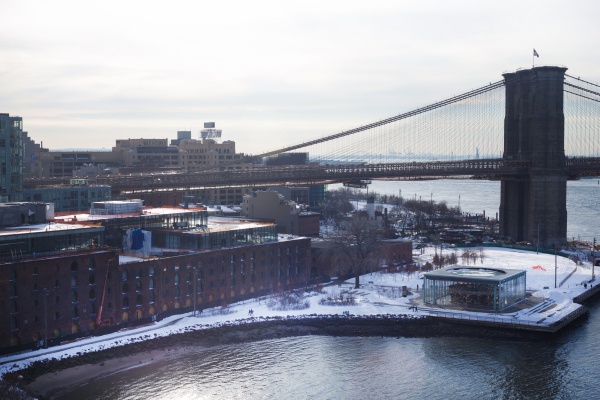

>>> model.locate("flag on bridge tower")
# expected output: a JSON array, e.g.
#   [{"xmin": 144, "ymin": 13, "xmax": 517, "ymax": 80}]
[
  {"xmin": 533, "ymin": 49, "xmax": 539, "ymax": 57},
  {"xmin": 532, "ymin": 49, "xmax": 540, "ymax": 68}
]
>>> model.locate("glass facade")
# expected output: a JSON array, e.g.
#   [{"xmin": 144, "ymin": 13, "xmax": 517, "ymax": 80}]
[
  {"xmin": 423, "ymin": 267, "xmax": 526, "ymax": 312},
  {"xmin": 100, "ymin": 210, "xmax": 208, "ymax": 248},
  {"xmin": 153, "ymin": 224, "xmax": 278, "ymax": 250},
  {"xmin": 0, "ymin": 226, "xmax": 104, "ymax": 260},
  {"xmin": 22, "ymin": 186, "xmax": 111, "ymax": 212},
  {"xmin": 0, "ymin": 114, "xmax": 23, "ymax": 202}
]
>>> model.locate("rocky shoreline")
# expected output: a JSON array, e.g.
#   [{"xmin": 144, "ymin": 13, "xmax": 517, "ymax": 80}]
[{"xmin": 5, "ymin": 314, "xmax": 569, "ymax": 399}]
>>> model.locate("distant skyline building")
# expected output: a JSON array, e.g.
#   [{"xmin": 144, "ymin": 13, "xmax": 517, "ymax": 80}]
[{"xmin": 0, "ymin": 113, "xmax": 23, "ymax": 201}]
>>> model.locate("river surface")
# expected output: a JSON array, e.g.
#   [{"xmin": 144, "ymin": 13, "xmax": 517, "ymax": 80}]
[
  {"xmin": 58, "ymin": 179, "xmax": 600, "ymax": 400},
  {"xmin": 355, "ymin": 178, "xmax": 599, "ymax": 242}
]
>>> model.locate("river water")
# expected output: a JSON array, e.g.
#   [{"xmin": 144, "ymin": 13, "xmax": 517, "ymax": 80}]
[
  {"xmin": 358, "ymin": 179, "xmax": 599, "ymax": 242},
  {"xmin": 58, "ymin": 179, "xmax": 600, "ymax": 400}
]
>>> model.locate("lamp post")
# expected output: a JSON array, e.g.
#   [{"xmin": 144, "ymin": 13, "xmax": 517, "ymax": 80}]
[
  {"xmin": 193, "ymin": 267, "xmax": 197, "ymax": 317},
  {"xmin": 306, "ymin": 249, "xmax": 310, "ymax": 289},
  {"xmin": 554, "ymin": 245, "xmax": 558, "ymax": 289},
  {"xmin": 43, "ymin": 288, "xmax": 49, "ymax": 348},
  {"xmin": 537, "ymin": 224, "xmax": 540, "ymax": 255},
  {"xmin": 593, "ymin": 238, "xmax": 596, "ymax": 281}
]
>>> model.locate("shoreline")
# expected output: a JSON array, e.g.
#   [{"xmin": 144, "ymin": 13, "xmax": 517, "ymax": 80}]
[
  {"xmin": 13, "ymin": 315, "xmax": 577, "ymax": 399},
  {"xmin": 24, "ymin": 347, "xmax": 188, "ymax": 399}
]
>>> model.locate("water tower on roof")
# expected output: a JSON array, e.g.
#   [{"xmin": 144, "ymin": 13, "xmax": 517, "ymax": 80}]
[{"xmin": 200, "ymin": 122, "xmax": 222, "ymax": 141}]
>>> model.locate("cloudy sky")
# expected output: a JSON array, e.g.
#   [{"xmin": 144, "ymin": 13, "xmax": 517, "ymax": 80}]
[{"xmin": 1, "ymin": 0, "xmax": 598, "ymax": 154}]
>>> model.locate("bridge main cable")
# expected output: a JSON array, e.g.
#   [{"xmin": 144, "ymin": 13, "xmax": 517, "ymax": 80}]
[{"xmin": 251, "ymin": 79, "xmax": 506, "ymax": 160}]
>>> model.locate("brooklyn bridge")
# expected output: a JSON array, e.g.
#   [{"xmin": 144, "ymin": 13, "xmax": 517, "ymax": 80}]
[{"xmin": 33, "ymin": 66, "xmax": 600, "ymax": 246}]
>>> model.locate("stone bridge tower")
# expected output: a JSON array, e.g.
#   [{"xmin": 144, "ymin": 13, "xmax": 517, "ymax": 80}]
[{"xmin": 500, "ymin": 66, "xmax": 568, "ymax": 246}]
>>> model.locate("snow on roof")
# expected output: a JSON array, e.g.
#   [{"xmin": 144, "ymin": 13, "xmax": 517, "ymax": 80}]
[{"xmin": 0, "ymin": 222, "xmax": 102, "ymax": 237}]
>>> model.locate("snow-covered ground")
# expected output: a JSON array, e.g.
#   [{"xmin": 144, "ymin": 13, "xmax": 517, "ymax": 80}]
[{"xmin": 0, "ymin": 246, "xmax": 596, "ymax": 377}]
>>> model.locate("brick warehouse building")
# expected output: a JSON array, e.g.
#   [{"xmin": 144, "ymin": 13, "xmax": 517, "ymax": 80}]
[
  {"xmin": 0, "ymin": 232, "xmax": 310, "ymax": 353},
  {"xmin": 0, "ymin": 202, "xmax": 311, "ymax": 353}
]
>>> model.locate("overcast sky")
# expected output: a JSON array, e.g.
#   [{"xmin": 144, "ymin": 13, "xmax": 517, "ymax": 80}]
[{"xmin": 1, "ymin": 0, "xmax": 598, "ymax": 154}]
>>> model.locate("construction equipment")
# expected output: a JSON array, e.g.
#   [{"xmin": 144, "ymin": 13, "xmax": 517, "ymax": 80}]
[{"xmin": 96, "ymin": 258, "xmax": 114, "ymax": 327}]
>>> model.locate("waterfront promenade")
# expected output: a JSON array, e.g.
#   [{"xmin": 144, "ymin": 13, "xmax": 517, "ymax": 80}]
[{"xmin": 2, "ymin": 247, "xmax": 596, "ymax": 370}]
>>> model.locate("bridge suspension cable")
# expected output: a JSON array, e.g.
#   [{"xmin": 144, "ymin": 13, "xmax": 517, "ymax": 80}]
[
  {"xmin": 213, "ymin": 72, "xmax": 599, "ymax": 168},
  {"xmin": 564, "ymin": 74, "xmax": 600, "ymax": 157},
  {"xmin": 309, "ymin": 80, "xmax": 506, "ymax": 165},
  {"xmin": 253, "ymin": 80, "xmax": 506, "ymax": 161}
]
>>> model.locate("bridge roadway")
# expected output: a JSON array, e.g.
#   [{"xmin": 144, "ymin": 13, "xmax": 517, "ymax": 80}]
[
  {"xmin": 67, "ymin": 157, "xmax": 596, "ymax": 194},
  {"xmin": 23, "ymin": 157, "xmax": 600, "ymax": 194}
]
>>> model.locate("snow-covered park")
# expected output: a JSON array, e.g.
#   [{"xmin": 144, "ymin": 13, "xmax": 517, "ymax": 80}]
[{"xmin": 0, "ymin": 245, "xmax": 596, "ymax": 377}]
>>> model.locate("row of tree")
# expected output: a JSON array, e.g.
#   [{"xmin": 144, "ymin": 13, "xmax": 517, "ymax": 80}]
[{"xmin": 318, "ymin": 188, "xmax": 490, "ymax": 288}]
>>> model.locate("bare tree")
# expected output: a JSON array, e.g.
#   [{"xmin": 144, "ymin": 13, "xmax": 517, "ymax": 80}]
[
  {"xmin": 328, "ymin": 216, "xmax": 382, "ymax": 289},
  {"xmin": 320, "ymin": 188, "xmax": 354, "ymax": 225}
]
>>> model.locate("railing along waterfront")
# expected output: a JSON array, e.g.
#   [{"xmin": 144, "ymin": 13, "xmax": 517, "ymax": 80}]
[{"xmin": 427, "ymin": 305, "xmax": 588, "ymax": 332}]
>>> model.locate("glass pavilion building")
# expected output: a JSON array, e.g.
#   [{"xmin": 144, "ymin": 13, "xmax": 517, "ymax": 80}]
[{"xmin": 423, "ymin": 267, "xmax": 527, "ymax": 312}]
